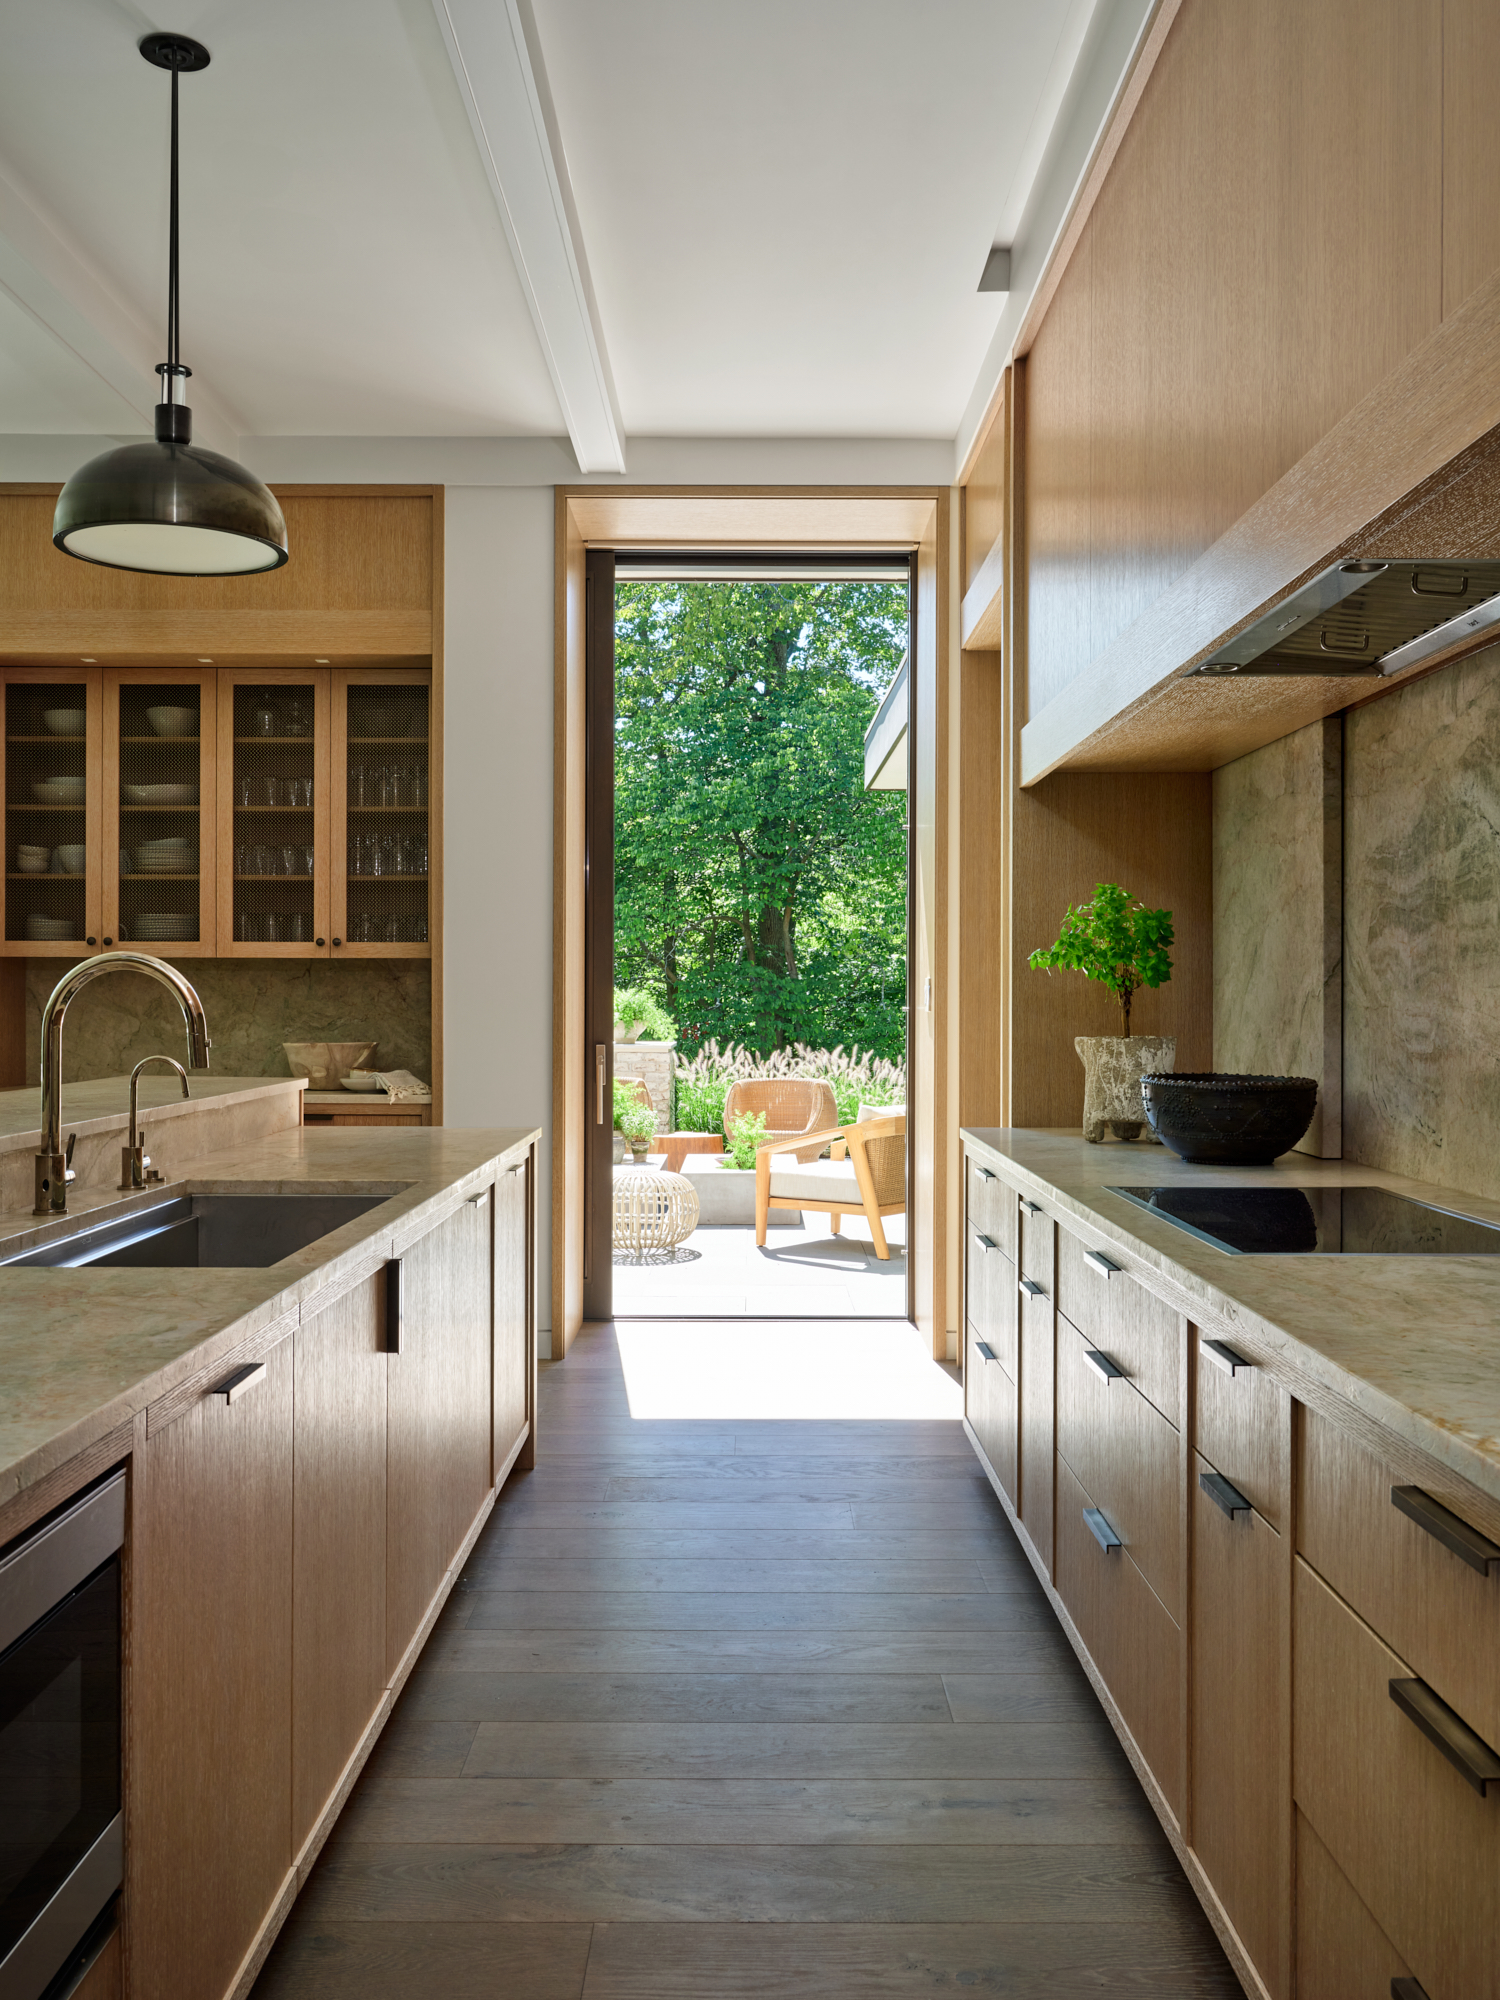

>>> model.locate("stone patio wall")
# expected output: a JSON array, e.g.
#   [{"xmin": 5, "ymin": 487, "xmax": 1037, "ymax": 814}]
[{"xmin": 614, "ymin": 1039, "xmax": 676, "ymax": 1131}]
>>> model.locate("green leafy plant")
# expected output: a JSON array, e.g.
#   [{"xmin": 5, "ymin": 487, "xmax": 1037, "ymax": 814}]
[
  {"xmin": 618, "ymin": 1101, "xmax": 657, "ymax": 1149},
  {"xmin": 612, "ymin": 1077, "xmax": 643, "ymax": 1130},
  {"xmin": 1027, "ymin": 882, "xmax": 1174, "ymax": 1036},
  {"xmin": 613, "ymin": 986, "xmax": 676, "ymax": 1042},
  {"xmin": 725, "ymin": 1109, "xmax": 769, "ymax": 1170}
]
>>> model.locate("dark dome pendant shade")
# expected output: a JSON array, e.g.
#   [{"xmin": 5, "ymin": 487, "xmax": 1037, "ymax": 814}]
[{"xmin": 53, "ymin": 32, "xmax": 287, "ymax": 576}]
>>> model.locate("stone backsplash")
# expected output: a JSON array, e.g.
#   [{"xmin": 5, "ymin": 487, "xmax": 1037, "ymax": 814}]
[{"xmin": 25, "ymin": 957, "xmax": 432, "ymax": 1089}]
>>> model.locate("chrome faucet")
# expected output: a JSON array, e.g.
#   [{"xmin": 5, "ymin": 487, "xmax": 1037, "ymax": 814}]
[
  {"xmin": 119, "ymin": 1055, "xmax": 190, "ymax": 1191},
  {"xmin": 36, "ymin": 952, "xmax": 211, "ymax": 1215}
]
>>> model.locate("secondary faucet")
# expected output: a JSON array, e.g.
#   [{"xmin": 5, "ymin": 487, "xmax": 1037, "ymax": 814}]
[
  {"xmin": 119, "ymin": 1055, "xmax": 190, "ymax": 1191},
  {"xmin": 36, "ymin": 952, "xmax": 211, "ymax": 1216}
]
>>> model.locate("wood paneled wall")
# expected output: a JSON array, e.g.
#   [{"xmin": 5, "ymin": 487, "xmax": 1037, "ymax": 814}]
[{"xmin": 1024, "ymin": 0, "xmax": 1468, "ymax": 722}]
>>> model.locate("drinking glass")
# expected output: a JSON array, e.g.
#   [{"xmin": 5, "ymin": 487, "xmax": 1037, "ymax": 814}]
[
  {"xmin": 282, "ymin": 845, "xmax": 300, "ymax": 876},
  {"xmin": 304, "ymin": 843, "xmax": 316, "ymax": 875},
  {"xmin": 260, "ymin": 775, "xmax": 278, "ymax": 806},
  {"xmin": 288, "ymin": 912, "xmax": 309, "ymax": 942},
  {"xmin": 263, "ymin": 913, "xmax": 280, "ymax": 943},
  {"xmin": 239, "ymin": 912, "xmax": 258, "ymax": 942},
  {"xmin": 238, "ymin": 774, "xmax": 255, "ymax": 806},
  {"xmin": 253, "ymin": 702, "xmax": 279, "ymax": 736},
  {"xmin": 366, "ymin": 833, "xmax": 384, "ymax": 877}
]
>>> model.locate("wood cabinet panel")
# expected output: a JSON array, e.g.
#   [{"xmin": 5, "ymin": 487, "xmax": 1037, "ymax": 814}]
[
  {"xmin": 1298, "ymin": 1405, "xmax": 1500, "ymax": 1747},
  {"xmin": 102, "ymin": 666, "xmax": 217, "ymax": 957},
  {"xmin": 1056, "ymin": 1311, "xmax": 1181, "ymax": 1622},
  {"xmin": 129, "ymin": 1336, "xmax": 294, "ymax": 2000},
  {"xmin": 1442, "ymin": 0, "xmax": 1500, "ymax": 318},
  {"xmin": 965, "ymin": 1317, "xmax": 1016, "ymax": 1504},
  {"xmin": 1190, "ymin": 1454, "xmax": 1286, "ymax": 1998},
  {"xmin": 1017, "ymin": 1199, "xmax": 1053, "ymax": 1289},
  {"xmin": 386, "ymin": 1194, "xmax": 492, "ymax": 1675},
  {"xmin": 1193, "ymin": 1327, "xmax": 1288, "ymax": 1531},
  {"xmin": 493, "ymin": 1164, "xmax": 530, "ymax": 1478},
  {"xmin": 1018, "ymin": 1285, "xmax": 1055, "ymax": 1575},
  {"xmin": 966, "ymin": 1234, "xmax": 1017, "ymax": 1380},
  {"xmin": 292, "ymin": 1272, "xmax": 386, "ymax": 1851},
  {"xmin": 0, "ymin": 666, "xmax": 103, "ymax": 958},
  {"xmin": 73, "ymin": 1923, "xmax": 121, "ymax": 2000},
  {"xmin": 1055, "ymin": 1452, "xmax": 1182, "ymax": 1816},
  {"xmin": 1293, "ymin": 1557, "xmax": 1499, "ymax": 1998},
  {"xmin": 965, "ymin": 1156, "xmax": 1014, "ymax": 1259},
  {"xmin": 1055, "ymin": 1225, "xmax": 1182, "ymax": 1425},
  {"xmin": 1295, "ymin": 1811, "xmax": 1414, "ymax": 2000}
]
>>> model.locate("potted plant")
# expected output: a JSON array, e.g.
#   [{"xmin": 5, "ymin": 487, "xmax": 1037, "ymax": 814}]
[
  {"xmin": 722, "ymin": 1109, "xmax": 769, "ymax": 1170},
  {"xmin": 618, "ymin": 1100, "xmax": 657, "ymax": 1163},
  {"xmin": 1028, "ymin": 882, "xmax": 1176, "ymax": 1143}
]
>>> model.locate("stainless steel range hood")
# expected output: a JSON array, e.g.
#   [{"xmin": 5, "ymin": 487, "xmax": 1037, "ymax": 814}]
[{"xmin": 1187, "ymin": 559, "xmax": 1500, "ymax": 679}]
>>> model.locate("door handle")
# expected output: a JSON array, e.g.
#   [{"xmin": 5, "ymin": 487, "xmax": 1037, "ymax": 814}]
[
  {"xmin": 595, "ymin": 1043, "xmax": 607, "ymax": 1125},
  {"xmin": 385, "ymin": 1257, "xmax": 403, "ymax": 1354},
  {"xmin": 1200, "ymin": 1470, "xmax": 1252, "ymax": 1521},
  {"xmin": 1391, "ymin": 1486, "xmax": 1500, "ymax": 1576},
  {"xmin": 1020, "ymin": 1197, "xmax": 1042, "ymax": 1215},
  {"xmin": 975, "ymin": 1165, "xmax": 995, "ymax": 1183},
  {"xmin": 467, "ymin": 1189, "xmax": 490, "ymax": 1210},
  {"xmin": 1018, "ymin": 1275, "xmax": 1045, "ymax": 1299},
  {"xmin": 975, "ymin": 1340, "xmax": 997, "ymax": 1364},
  {"xmin": 1388, "ymin": 1677, "xmax": 1500, "ymax": 1796},
  {"xmin": 973, "ymin": 1232, "xmax": 996, "ymax": 1254},
  {"xmin": 1083, "ymin": 1248, "xmax": 1120, "ymax": 1279}
]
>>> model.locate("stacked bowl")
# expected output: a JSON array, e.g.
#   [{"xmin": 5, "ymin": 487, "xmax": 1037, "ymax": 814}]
[
  {"xmin": 15, "ymin": 844, "xmax": 49, "ymax": 874},
  {"xmin": 51, "ymin": 845, "xmax": 85, "ymax": 875}
]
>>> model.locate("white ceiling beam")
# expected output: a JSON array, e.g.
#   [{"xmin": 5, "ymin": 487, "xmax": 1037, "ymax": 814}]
[
  {"xmin": 0, "ymin": 155, "xmax": 241, "ymax": 455},
  {"xmin": 430, "ymin": 0, "xmax": 626, "ymax": 475}
]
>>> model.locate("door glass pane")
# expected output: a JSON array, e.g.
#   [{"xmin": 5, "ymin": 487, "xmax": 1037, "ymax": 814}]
[
  {"xmin": 233, "ymin": 685, "xmax": 316, "ymax": 945},
  {"xmin": 345, "ymin": 685, "xmax": 429, "ymax": 945},
  {"xmin": 5, "ymin": 683, "xmax": 88, "ymax": 944},
  {"xmin": 118, "ymin": 683, "xmax": 202, "ymax": 947}
]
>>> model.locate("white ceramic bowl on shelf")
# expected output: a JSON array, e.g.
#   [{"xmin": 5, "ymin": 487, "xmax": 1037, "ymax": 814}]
[
  {"xmin": 15, "ymin": 846, "xmax": 49, "ymax": 873},
  {"xmin": 26, "ymin": 915, "xmax": 78, "ymax": 941},
  {"xmin": 42, "ymin": 711, "xmax": 86, "ymax": 736},
  {"xmin": 32, "ymin": 778, "xmax": 86, "ymax": 804},
  {"xmin": 51, "ymin": 845, "xmax": 86, "ymax": 874},
  {"xmin": 282, "ymin": 1041, "xmax": 377, "ymax": 1090},
  {"xmin": 145, "ymin": 707, "xmax": 196, "ymax": 738},
  {"xmin": 341, "ymin": 1071, "xmax": 385, "ymax": 1092},
  {"xmin": 123, "ymin": 784, "xmax": 198, "ymax": 806}
]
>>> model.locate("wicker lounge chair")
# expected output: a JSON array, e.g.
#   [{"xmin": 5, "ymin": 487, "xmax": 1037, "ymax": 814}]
[
  {"xmin": 754, "ymin": 1107, "xmax": 906, "ymax": 1259},
  {"xmin": 722, "ymin": 1078, "xmax": 838, "ymax": 1164}
]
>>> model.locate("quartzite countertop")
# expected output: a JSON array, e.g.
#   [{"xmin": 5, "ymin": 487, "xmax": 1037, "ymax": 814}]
[
  {"xmin": 0, "ymin": 1121, "xmax": 539, "ymax": 1515},
  {"xmin": 963, "ymin": 1127, "xmax": 1500, "ymax": 1510}
]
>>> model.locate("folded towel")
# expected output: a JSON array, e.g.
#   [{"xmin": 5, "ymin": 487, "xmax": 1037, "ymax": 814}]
[{"xmin": 378, "ymin": 1067, "xmax": 431, "ymax": 1102}]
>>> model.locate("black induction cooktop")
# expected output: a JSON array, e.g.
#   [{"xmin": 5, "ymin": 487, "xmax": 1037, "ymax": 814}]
[{"xmin": 1108, "ymin": 1184, "xmax": 1500, "ymax": 1256}]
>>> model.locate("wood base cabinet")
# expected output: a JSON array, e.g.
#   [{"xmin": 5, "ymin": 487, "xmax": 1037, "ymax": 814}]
[{"xmin": 1294, "ymin": 1812, "xmax": 1414, "ymax": 1998}]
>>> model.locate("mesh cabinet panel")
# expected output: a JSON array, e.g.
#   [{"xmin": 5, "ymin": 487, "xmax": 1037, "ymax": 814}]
[
  {"xmin": 345, "ymin": 685, "xmax": 429, "ymax": 945},
  {"xmin": 118, "ymin": 684, "xmax": 202, "ymax": 947},
  {"xmin": 233, "ymin": 685, "xmax": 318, "ymax": 944},
  {"xmin": 5, "ymin": 682, "xmax": 89, "ymax": 944}
]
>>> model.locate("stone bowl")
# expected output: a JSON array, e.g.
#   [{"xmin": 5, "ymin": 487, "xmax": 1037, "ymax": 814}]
[
  {"xmin": 283, "ymin": 1040, "xmax": 377, "ymax": 1091},
  {"xmin": 1140, "ymin": 1072, "xmax": 1318, "ymax": 1165}
]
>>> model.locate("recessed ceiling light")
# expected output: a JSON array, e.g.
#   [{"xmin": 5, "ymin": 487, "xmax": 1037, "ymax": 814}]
[
  {"xmin": 81, "ymin": 657, "xmax": 96, "ymax": 663},
  {"xmin": 197, "ymin": 657, "xmax": 213, "ymax": 663},
  {"xmin": 314, "ymin": 657, "xmax": 329, "ymax": 664}
]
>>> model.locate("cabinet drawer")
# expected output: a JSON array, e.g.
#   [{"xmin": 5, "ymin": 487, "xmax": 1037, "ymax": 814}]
[
  {"xmin": 1056, "ymin": 1312, "xmax": 1181, "ymax": 1622},
  {"xmin": 1018, "ymin": 1286, "xmax": 1055, "ymax": 1575},
  {"xmin": 1294, "ymin": 1558, "xmax": 1499, "ymax": 1999},
  {"xmin": 1295, "ymin": 1811, "xmax": 1414, "ymax": 2000},
  {"xmin": 966, "ymin": 1231, "xmax": 1017, "ymax": 1376},
  {"xmin": 1190, "ymin": 1453, "xmax": 1285, "ymax": 1998},
  {"xmin": 1299, "ymin": 1406, "xmax": 1500, "ymax": 1748},
  {"xmin": 1194, "ymin": 1327, "xmax": 1288, "ymax": 1531},
  {"xmin": 1017, "ymin": 1195, "xmax": 1054, "ymax": 1289},
  {"xmin": 966, "ymin": 1319, "xmax": 1017, "ymax": 1504},
  {"xmin": 1055, "ymin": 1453, "xmax": 1182, "ymax": 1815},
  {"xmin": 1056, "ymin": 1227, "xmax": 1181, "ymax": 1425},
  {"xmin": 966, "ymin": 1155, "xmax": 1013, "ymax": 1258}
]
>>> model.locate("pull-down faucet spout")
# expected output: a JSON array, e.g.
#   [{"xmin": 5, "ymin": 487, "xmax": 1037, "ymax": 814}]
[{"xmin": 35, "ymin": 952, "xmax": 211, "ymax": 1215}]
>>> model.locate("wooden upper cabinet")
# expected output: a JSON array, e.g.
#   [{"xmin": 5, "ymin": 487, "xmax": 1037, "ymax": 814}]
[
  {"xmin": 216, "ymin": 667, "xmax": 331, "ymax": 957},
  {"xmin": 330, "ymin": 668, "xmax": 433, "ymax": 958},
  {"xmin": 0, "ymin": 667, "xmax": 103, "ymax": 956},
  {"xmin": 103, "ymin": 667, "xmax": 216, "ymax": 956}
]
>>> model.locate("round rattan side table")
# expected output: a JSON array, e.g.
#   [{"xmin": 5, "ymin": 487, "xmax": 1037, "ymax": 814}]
[{"xmin": 611, "ymin": 1165, "xmax": 700, "ymax": 1255}]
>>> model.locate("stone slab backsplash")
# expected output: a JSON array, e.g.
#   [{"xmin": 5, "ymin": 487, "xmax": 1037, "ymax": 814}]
[{"xmin": 25, "ymin": 958, "xmax": 431, "ymax": 1088}]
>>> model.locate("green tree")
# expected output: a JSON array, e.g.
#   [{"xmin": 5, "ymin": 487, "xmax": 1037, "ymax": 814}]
[{"xmin": 614, "ymin": 579, "xmax": 907, "ymax": 1058}]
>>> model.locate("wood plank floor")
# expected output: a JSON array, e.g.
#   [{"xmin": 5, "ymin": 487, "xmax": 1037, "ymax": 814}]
[{"xmin": 252, "ymin": 1322, "xmax": 1239, "ymax": 1998}]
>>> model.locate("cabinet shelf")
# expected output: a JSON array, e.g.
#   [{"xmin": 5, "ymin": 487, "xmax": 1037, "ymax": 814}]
[
  {"xmin": 8, "ymin": 872, "xmax": 83, "ymax": 881},
  {"xmin": 233, "ymin": 806, "xmax": 314, "ymax": 814},
  {"xmin": 346, "ymin": 805, "xmax": 427, "ymax": 815},
  {"xmin": 121, "ymin": 735, "xmax": 199, "ymax": 745},
  {"xmin": 232, "ymin": 736, "xmax": 316, "ymax": 746},
  {"xmin": 8, "ymin": 804, "xmax": 84, "ymax": 813},
  {"xmin": 7, "ymin": 735, "xmax": 85, "ymax": 744},
  {"xmin": 348, "ymin": 874, "xmax": 428, "ymax": 884},
  {"xmin": 121, "ymin": 873, "xmax": 198, "ymax": 882},
  {"xmin": 348, "ymin": 736, "xmax": 429, "ymax": 745},
  {"xmin": 236, "ymin": 874, "xmax": 313, "ymax": 883}
]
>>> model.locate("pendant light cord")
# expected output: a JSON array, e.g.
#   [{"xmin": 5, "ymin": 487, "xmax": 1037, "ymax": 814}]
[{"xmin": 167, "ymin": 61, "xmax": 179, "ymax": 376}]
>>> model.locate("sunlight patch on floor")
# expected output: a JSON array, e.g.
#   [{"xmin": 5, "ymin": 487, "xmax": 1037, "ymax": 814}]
[{"xmin": 614, "ymin": 1318, "xmax": 963, "ymax": 1421}]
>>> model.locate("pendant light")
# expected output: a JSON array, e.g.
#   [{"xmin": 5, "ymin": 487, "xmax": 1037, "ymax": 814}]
[{"xmin": 53, "ymin": 33, "xmax": 287, "ymax": 576}]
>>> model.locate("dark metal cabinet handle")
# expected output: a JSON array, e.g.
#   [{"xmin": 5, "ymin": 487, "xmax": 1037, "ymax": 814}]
[
  {"xmin": 1391, "ymin": 1486, "xmax": 1500, "ymax": 1576},
  {"xmin": 1018, "ymin": 1274, "xmax": 1045, "ymax": 1299},
  {"xmin": 1020, "ymin": 1197, "xmax": 1042, "ymax": 1215},
  {"xmin": 1084, "ymin": 1507, "xmax": 1121, "ymax": 1552},
  {"xmin": 1388, "ymin": 1677, "xmax": 1500, "ymax": 1796},
  {"xmin": 102, "ymin": 936, "xmax": 112, "ymax": 948},
  {"xmin": 385, "ymin": 1257, "xmax": 403, "ymax": 1354},
  {"xmin": 1083, "ymin": 1248, "xmax": 1120, "ymax": 1279},
  {"xmin": 973, "ymin": 1231, "xmax": 997, "ymax": 1254},
  {"xmin": 1392, "ymin": 1977, "xmax": 1432, "ymax": 1999},
  {"xmin": 1083, "ymin": 1348, "xmax": 1123, "ymax": 1383},
  {"xmin": 467, "ymin": 1189, "xmax": 490, "ymax": 1209},
  {"xmin": 975, "ymin": 1340, "xmax": 997, "ymax": 1364},
  {"xmin": 86, "ymin": 936, "xmax": 96, "ymax": 948},
  {"xmin": 975, "ymin": 1165, "xmax": 995, "ymax": 1183},
  {"xmin": 1200, "ymin": 1470, "xmax": 1252, "ymax": 1521},
  {"xmin": 1203, "ymin": 1338, "xmax": 1252, "ymax": 1376},
  {"xmin": 214, "ymin": 1360, "xmax": 266, "ymax": 1403},
  {"xmin": 315, "ymin": 937, "xmax": 325, "ymax": 947}
]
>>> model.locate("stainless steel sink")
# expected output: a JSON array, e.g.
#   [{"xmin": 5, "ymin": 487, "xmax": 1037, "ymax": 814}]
[{"xmin": 1, "ymin": 1193, "xmax": 393, "ymax": 1269}]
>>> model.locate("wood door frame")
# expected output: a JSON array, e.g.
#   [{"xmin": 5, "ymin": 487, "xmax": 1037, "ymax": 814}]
[
  {"xmin": 581, "ymin": 549, "xmax": 615, "ymax": 1322},
  {"xmin": 552, "ymin": 487, "xmax": 953, "ymax": 1358}
]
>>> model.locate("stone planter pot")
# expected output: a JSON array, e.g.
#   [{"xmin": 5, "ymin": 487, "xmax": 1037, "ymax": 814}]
[{"xmin": 1075, "ymin": 1035, "xmax": 1177, "ymax": 1143}]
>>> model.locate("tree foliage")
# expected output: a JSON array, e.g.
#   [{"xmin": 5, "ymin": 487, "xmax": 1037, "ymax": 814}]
[
  {"xmin": 1027, "ymin": 882, "xmax": 1174, "ymax": 1036},
  {"xmin": 613, "ymin": 579, "xmax": 908, "ymax": 1059}
]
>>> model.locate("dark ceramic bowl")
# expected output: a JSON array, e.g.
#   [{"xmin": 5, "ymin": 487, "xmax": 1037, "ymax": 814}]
[{"xmin": 1139, "ymin": 1072, "xmax": 1318, "ymax": 1165}]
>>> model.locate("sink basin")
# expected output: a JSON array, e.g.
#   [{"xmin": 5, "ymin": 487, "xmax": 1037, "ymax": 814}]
[{"xmin": 2, "ymin": 1193, "xmax": 393, "ymax": 1270}]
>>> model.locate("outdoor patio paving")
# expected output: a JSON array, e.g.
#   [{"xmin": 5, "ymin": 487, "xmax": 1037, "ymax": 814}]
[{"xmin": 612, "ymin": 1213, "xmax": 908, "ymax": 1318}]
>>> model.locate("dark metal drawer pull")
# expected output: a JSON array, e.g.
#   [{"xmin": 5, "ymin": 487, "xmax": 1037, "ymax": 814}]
[
  {"xmin": 1083, "ymin": 1248, "xmax": 1120, "ymax": 1279},
  {"xmin": 1083, "ymin": 1348, "xmax": 1123, "ymax": 1383},
  {"xmin": 1018, "ymin": 1275, "xmax": 1045, "ymax": 1299},
  {"xmin": 1388, "ymin": 1677, "xmax": 1500, "ymax": 1796},
  {"xmin": 1391, "ymin": 1486, "xmax": 1500, "ymax": 1576},
  {"xmin": 975, "ymin": 1340, "xmax": 997, "ymax": 1364},
  {"xmin": 1203, "ymin": 1338, "xmax": 1252, "ymax": 1376},
  {"xmin": 1084, "ymin": 1507, "xmax": 1121, "ymax": 1553},
  {"xmin": 214, "ymin": 1361, "xmax": 266, "ymax": 1404},
  {"xmin": 973, "ymin": 1231, "xmax": 997, "ymax": 1254},
  {"xmin": 385, "ymin": 1256, "xmax": 403, "ymax": 1354},
  {"xmin": 975, "ymin": 1166, "xmax": 996, "ymax": 1183},
  {"xmin": 1200, "ymin": 1471, "xmax": 1252, "ymax": 1521},
  {"xmin": 1020, "ymin": 1197, "xmax": 1042, "ymax": 1215},
  {"xmin": 1391, "ymin": 1978, "xmax": 1431, "ymax": 2000}
]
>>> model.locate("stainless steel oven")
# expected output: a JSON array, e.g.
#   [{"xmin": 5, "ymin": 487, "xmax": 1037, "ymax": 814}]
[{"xmin": 0, "ymin": 1471, "xmax": 124, "ymax": 2000}]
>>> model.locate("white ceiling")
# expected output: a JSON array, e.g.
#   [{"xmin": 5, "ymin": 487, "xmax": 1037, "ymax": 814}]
[{"xmin": 0, "ymin": 0, "xmax": 1096, "ymax": 451}]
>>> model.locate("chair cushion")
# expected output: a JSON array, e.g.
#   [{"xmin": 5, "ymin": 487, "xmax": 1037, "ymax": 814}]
[
  {"xmin": 857, "ymin": 1101, "xmax": 905, "ymax": 1124},
  {"xmin": 768, "ymin": 1158, "xmax": 862, "ymax": 1204}
]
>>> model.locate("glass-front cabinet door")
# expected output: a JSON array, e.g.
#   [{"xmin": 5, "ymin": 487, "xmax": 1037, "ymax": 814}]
[
  {"xmin": 332, "ymin": 671, "xmax": 432, "ymax": 958},
  {"xmin": 0, "ymin": 668, "xmax": 102, "ymax": 956},
  {"xmin": 104, "ymin": 669, "xmax": 217, "ymax": 955},
  {"xmin": 216, "ymin": 670, "xmax": 331, "ymax": 957}
]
